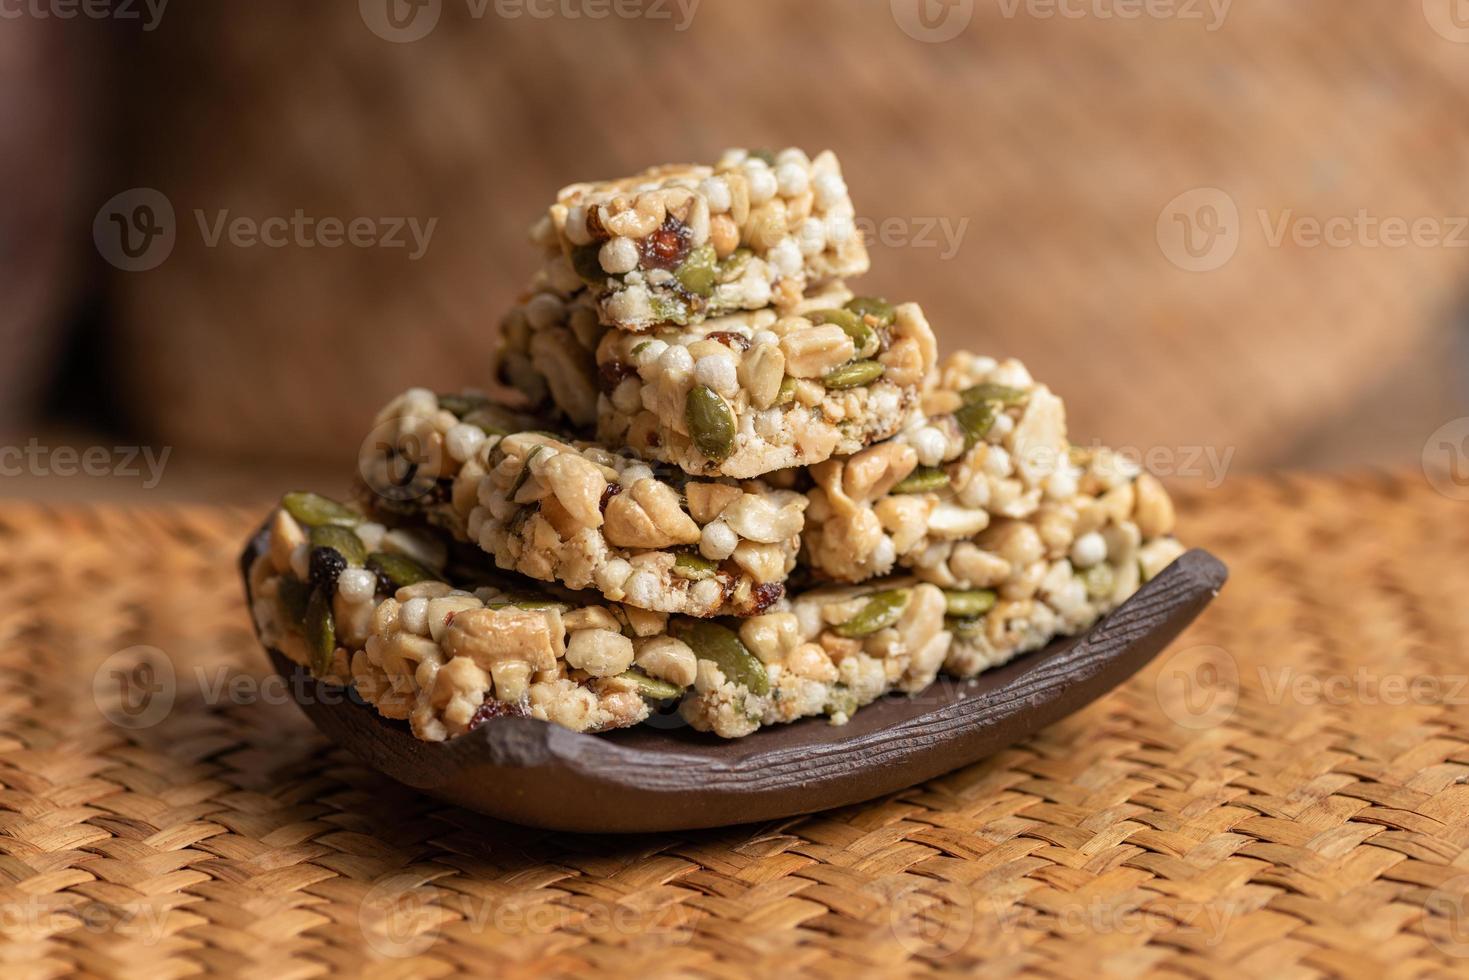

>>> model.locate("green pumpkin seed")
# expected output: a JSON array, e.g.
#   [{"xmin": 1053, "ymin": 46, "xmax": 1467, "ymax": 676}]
[
  {"xmin": 812, "ymin": 308, "xmax": 877, "ymax": 359},
  {"xmin": 686, "ymin": 386, "xmax": 736, "ymax": 462},
  {"xmin": 961, "ymin": 382, "xmax": 1027, "ymax": 406},
  {"xmin": 282, "ymin": 491, "xmax": 361, "ymax": 528},
  {"xmin": 822, "ymin": 359, "xmax": 885, "ymax": 390},
  {"xmin": 945, "ymin": 615, "xmax": 984, "ymax": 639},
  {"xmin": 649, "ymin": 294, "xmax": 691, "ymax": 325},
  {"xmin": 309, "ymin": 525, "xmax": 366, "ymax": 567},
  {"xmin": 845, "ymin": 296, "xmax": 897, "ymax": 328},
  {"xmin": 571, "ymin": 242, "xmax": 608, "ymax": 283},
  {"xmin": 673, "ymin": 552, "xmax": 720, "ymax": 581},
  {"xmin": 825, "ymin": 685, "xmax": 859, "ymax": 719},
  {"xmin": 620, "ymin": 669, "xmax": 684, "ymax": 701},
  {"xmin": 716, "ymin": 248, "xmax": 753, "ymax": 284},
  {"xmin": 943, "ymin": 589, "xmax": 997, "ymax": 619},
  {"xmin": 750, "ymin": 148, "xmax": 777, "ymax": 165},
  {"xmin": 367, "ymin": 552, "xmax": 436, "ymax": 589},
  {"xmin": 509, "ymin": 444, "xmax": 547, "ymax": 498},
  {"xmin": 835, "ymin": 589, "xmax": 911, "ymax": 637},
  {"xmin": 774, "ymin": 376, "xmax": 798, "ymax": 406},
  {"xmin": 954, "ymin": 399, "xmax": 997, "ymax": 448},
  {"xmin": 306, "ymin": 587, "xmax": 336, "ymax": 676},
  {"xmin": 277, "ymin": 575, "xmax": 312, "ymax": 627},
  {"xmin": 674, "ymin": 620, "xmax": 769, "ymax": 695},
  {"xmin": 437, "ymin": 392, "xmax": 490, "ymax": 418},
  {"xmin": 1086, "ymin": 563, "xmax": 1116, "ymax": 598},
  {"xmin": 631, "ymin": 340, "xmax": 654, "ymax": 357},
  {"xmin": 675, "ymin": 243, "xmax": 717, "ymax": 297},
  {"xmin": 484, "ymin": 598, "xmax": 569, "ymax": 611},
  {"xmin": 891, "ymin": 466, "xmax": 950, "ymax": 494}
]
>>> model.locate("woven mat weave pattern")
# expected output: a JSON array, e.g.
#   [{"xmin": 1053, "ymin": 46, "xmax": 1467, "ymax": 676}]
[{"xmin": 2, "ymin": 475, "xmax": 1469, "ymax": 977}]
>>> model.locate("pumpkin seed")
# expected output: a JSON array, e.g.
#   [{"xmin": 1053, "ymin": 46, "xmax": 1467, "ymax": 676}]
[
  {"xmin": 821, "ymin": 359, "xmax": 885, "ymax": 390},
  {"xmin": 367, "ymin": 552, "xmax": 436, "ymax": 589},
  {"xmin": 649, "ymin": 293, "xmax": 691, "ymax": 325},
  {"xmin": 774, "ymin": 376, "xmax": 798, "ymax": 406},
  {"xmin": 306, "ymin": 587, "xmax": 336, "ymax": 676},
  {"xmin": 571, "ymin": 242, "xmax": 608, "ymax": 283},
  {"xmin": 811, "ymin": 308, "xmax": 877, "ymax": 359},
  {"xmin": 825, "ymin": 685, "xmax": 859, "ymax": 719},
  {"xmin": 943, "ymin": 589, "xmax": 997, "ymax": 619},
  {"xmin": 675, "ymin": 243, "xmax": 717, "ymax": 297},
  {"xmin": 437, "ymin": 392, "xmax": 490, "ymax": 418},
  {"xmin": 509, "ymin": 444, "xmax": 547, "ymax": 498},
  {"xmin": 673, "ymin": 620, "xmax": 769, "ymax": 695},
  {"xmin": 673, "ymin": 552, "xmax": 720, "ymax": 581},
  {"xmin": 945, "ymin": 615, "xmax": 984, "ymax": 639},
  {"xmin": 892, "ymin": 466, "xmax": 950, "ymax": 494},
  {"xmin": 620, "ymin": 669, "xmax": 684, "ymax": 701},
  {"xmin": 715, "ymin": 247, "xmax": 753, "ymax": 284},
  {"xmin": 835, "ymin": 589, "xmax": 911, "ymax": 637},
  {"xmin": 309, "ymin": 525, "xmax": 366, "ymax": 567},
  {"xmin": 845, "ymin": 296, "xmax": 897, "ymax": 327},
  {"xmin": 282, "ymin": 491, "xmax": 361, "ymax": 528},
  {"xmin": 750, "ymin": 148, "xmax": 777, "ymax": 166},
  {"xmin": 485, "ymin": 598, "xmax": 569, "ymax": 611},
  {"xmin": 686, "ymin": 385, "xmax": 736, "ymax": 462},
  {"xmin": 277, "ymin": 575, "xmax": 311, "ymax": 627},
  {"xmin": 954, "ymin": 399, "xmax": 997, "ymax": 448},
  {"xmin": 961, "ymin": 382, "xmax": 1027, "ymax": 406}
]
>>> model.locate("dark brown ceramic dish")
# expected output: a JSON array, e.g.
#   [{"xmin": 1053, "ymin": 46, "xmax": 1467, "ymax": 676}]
[{"xmin": 242, "ymin": 527, "xmax": 1225, "ymax": 833}]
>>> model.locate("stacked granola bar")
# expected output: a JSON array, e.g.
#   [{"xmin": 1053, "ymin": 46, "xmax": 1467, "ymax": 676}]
[{"xmin": 246, "ymin": 148, "xmax": 1187, "ymax": 741}]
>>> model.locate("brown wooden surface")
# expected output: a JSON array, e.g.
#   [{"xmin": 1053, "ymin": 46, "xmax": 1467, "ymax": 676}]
[{"xmin": 3, "ymin": 471, "xmax": 1469, "ymax": 976}]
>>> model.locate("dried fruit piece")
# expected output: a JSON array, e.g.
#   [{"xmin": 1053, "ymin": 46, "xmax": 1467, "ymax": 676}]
[
  {"xmin": 821, "ymin": 359, "xmax": 885, "ymax": 390},
  {"xmin": 892, "ymin": 466, "xmax": 950, "ymax": 494},
  {"xmin": 282, "ymin": 491, "xmax": 361, "ymax": 528},
  {"xmin": 620, "ymin": 669, "xmax": 684, "ymax": 701},
  {"xmin": 686, "ymin": 385, "xmax": 736, "ymax": 462},
  {"xmin": 309, "ymin": 525, "xmax": 366, "ymax": 567},
  {"xmin": 835, "ymin": 589, "xmax": 911, "ymax": 637},
  {"xmin": 674, "ymin": 620, "xmax": 769, "ymax": 696},
  {"xmin": 367, "ymin": 552, "xmax": 436, "ymax": 589},
  {"xmin": 673, "ymin": 552, "xmax": 720, "ymax": 580},
  {"xmin": 306, "ymin": 587, "xmax": 336, "ymax": 676},
  {"xmin": 943, "ymin": 589, "xmax": 997, "ymax": 619},
  {"xmin": 308, "ymin": 546, "xmax": 348, "ymax": 594}
]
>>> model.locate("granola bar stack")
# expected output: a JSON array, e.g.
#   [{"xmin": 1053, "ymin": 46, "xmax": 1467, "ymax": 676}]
[{"xmin": 246, "ymin": 149, "xmax": 1186, "ymax": 741}]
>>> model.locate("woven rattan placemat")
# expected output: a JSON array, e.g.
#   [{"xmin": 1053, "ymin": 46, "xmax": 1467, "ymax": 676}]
[{"xmin": 3, "ymin": 473, "xmax": 1468, "ymax": 977}]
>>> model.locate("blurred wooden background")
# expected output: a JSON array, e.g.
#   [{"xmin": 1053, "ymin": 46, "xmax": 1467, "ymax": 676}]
[{"xmin": 15, "ymin": 1, "xmax": 1469, "ymax": 498}]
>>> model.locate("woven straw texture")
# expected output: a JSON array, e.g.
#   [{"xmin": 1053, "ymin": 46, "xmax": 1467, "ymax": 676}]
[
  {"xmin": 2, "ymin": 472, "xmax": 1468, "ymax": 977},
  {"xmin": 112, "ymin": 2, "xmax": 1469, "ymax": 473}
]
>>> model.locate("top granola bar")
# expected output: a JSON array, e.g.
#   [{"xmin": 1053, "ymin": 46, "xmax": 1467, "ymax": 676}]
[{"xmin": 542, "ymin": 147, "xmax": 870, "ymax": 331}]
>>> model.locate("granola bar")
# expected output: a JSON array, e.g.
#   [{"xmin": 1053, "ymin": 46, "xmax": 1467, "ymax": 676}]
[
  {"xmin": 595, "ymin": 290, "xmax": 938, "ymax": 479},
  {"xmin": 542, "ymin": 147, "xmax": 870, "ymax": 332},
  {"xmin": 358, "ymin": 388, "xmax": 809, "ymax": 618},
  {"xmin": 248, "ymin": 494, "xmax": 702, "ymax": 741}
]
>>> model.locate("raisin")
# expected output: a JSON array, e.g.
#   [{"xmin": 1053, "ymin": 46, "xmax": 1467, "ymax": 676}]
[
  {"xmin": 705, "ymin": 331, "xmax": 752, "ymax": 351},
  {"xmin": 600, "ymin": 482, "xmax": 623, "ymax": 512},
  {"xmin": 598, "ymin": 359, "xmax": 639, "ymax": 393},
  {"xmin": 751, "ymin": 582, "xmax": 784, "ymax": 614},
  {"xmin": 309, "ymin": 546, "xmax": 347, "ymax": 595},
  {"xmin": 373, "ymin": 568, "xmax": 397, "ymax": 595},
  {"xmin": 639, "ymin": 213, "xmax": 692, "ymax": 271},
  {"xmin": 468, "ymin": 698, "xmax": 530, "ymax": 730}
]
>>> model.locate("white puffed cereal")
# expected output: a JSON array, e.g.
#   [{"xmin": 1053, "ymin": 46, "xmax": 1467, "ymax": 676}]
[
  {"xmin": 989, "ymin": 361, "xmax": 1033, "ymax": 388},
  {"xmin": 1045, "ymin": 466, "xmax": 1079, "ymax": 501},
  {"xmin": 620, "ymin": 463, "xmax": 654, "ymax": 484},
  {"xmin": 401, "ymin": 597, "xmax": 430, "ymax": 636},
  {"xmin": 445, "ymin": 423, "xmax": 486, "ymax": 463},
  {"xmin": 563, "ymin": 204, "xmax": 593, "ymax": 246},
  {"xmin": 990, "ymin": 413, "xmax": 1015, "ymax": 438},
  {"xmin": 719, "ymin": 147, "xmax": 749, "ymax": 167},
  {"xmin": 595, "ymin": 557, "xmax": 633, "ymax": 592},
  {"xmin": 700, "ymin": 519, "xmax": 739, "ymax": 560},
  {"xmin": 826, "ymin": 212, "xmax": 857, "ymax": 247},
  {"xmin": 524, "ymin": 292, "xmax": 565, "ymax": 330},
  {"xmin": 624, "ymin": 571, "xmax": 660, "ymax": 608},
  {"xmin": 657, "ymin": 345, "xmax": 694, "ymax": 381},
  {"xmin": 337, "ymin": 568, "xmax": 377, "ymax": 604},
  {"xmin": 797, "ymin": 217, "xmax": 827, "ymax": 256},
  {"xmin": 1071, "ymin": 531, "xmax": 1107, "ymax": 569},
  {"xmin": 698, "ymin": 176, "xmax": 732, "ymax": 213},
  {"xmin": 911, "ymin": 426, "xmax": 948, "ymax": 467},
  {"xmin": 775, "ymin": 162, "xmax": 809, "ymax": 197},
  {"xmin": 356, "ymin": 522, "xmax": 386, "ymax": 553},
  {"xmin": 752, "ymin": 329, "xmax": 778, "ymax": 347},
  {"xmin": 692, "ymin": 578, "xmax": 724, "ymax": 609},
  {"xmin": 813, "ymin": 172, "xmax": 848, "ymax": 211},
  {"xmin": 599, "ymin": 237, "xmax": 640, "ymax": 275},
  {"xmin": 984, "ymin": 446, "xmax": 1013, "ymax": 478},
  {"xmin": 746, "ymin": 167, "xmax": 778, "ymax": 205},
  {"xmin": 694, "ymin": 352, "xmax": 739, "ymax": 398},
  {"xmin": 767, "ymin": 238, "xmax": 804, "ymax": 278},
  {"xmin": 634, "ymin": 339, "xmax": 668, "ymax": 367},
  {"xmin": 872, "ymin": 535, "xmax": 897, "ymax": 572},
  {"xmin": 776, "ymin": 147, "xmax": 811, "ymax": 168}
]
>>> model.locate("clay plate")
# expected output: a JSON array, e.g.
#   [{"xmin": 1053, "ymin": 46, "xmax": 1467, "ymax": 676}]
[{"xmin": 241, "ymin": 527, "xmax": 1225, "ymax": 833}]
